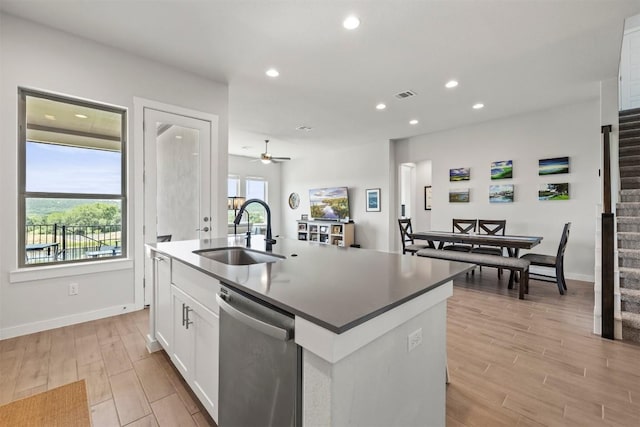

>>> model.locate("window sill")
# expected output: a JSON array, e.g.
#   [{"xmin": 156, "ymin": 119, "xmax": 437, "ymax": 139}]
[{"xmin": 9, "ymin": 258, "xmax": 134, "ymax": 283}]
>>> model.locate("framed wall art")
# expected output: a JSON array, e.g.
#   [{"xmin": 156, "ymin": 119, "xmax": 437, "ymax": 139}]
[
  {"xmin": 424, "ymin": 186, "xmax": 432, "ymax": 210},
  {"xmin": 366, "ymin": 188, "xmax": 381, "ymax": 212}
]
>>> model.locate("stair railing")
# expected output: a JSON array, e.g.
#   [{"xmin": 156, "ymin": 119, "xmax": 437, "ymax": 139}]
[{"xmin": 601, "ymin": 124, "xmax": 615, "ymax": 339}]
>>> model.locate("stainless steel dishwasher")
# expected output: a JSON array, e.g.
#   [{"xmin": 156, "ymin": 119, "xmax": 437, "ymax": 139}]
[{"xmin": 216, "ymin": 284, "xmax": 301, "ymax": 427}]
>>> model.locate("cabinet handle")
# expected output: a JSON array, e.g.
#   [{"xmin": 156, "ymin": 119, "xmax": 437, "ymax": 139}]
[
  {"xmin": 185, "ymin": 306, "xmax": 193, "ymax": 329},
  {"xmin": 182, "ymin": 303, "xmax": 186, "ymax": 326},
  {"xmin": 153, "ymin": 256, "xmax": 164, "ymax": 262}
]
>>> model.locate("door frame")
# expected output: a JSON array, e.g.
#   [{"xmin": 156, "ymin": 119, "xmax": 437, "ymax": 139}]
[{"xmin": 133, "ymin": 98, "xmax": 219, "ymax": 308}]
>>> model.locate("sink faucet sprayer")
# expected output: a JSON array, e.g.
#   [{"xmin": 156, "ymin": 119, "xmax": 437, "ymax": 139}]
[{"xmin": 234, "ymin": 199, "xmax": 276, "ymax": 251}]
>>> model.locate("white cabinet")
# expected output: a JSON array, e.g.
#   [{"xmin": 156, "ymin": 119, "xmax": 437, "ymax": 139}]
[
  {"xmin": 170, "ymin": 285, "xmax": 219, "ymax": 421},
  {"xmin": 297, "ymin": 220, "xmax": 355, "ymax": 246},
  {"xmin": 153, "ymin": 253, "xmax": 172, "ymax": 351}
]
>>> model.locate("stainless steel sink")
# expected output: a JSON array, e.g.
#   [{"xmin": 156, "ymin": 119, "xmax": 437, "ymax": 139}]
[{"xmin": 193, "ymin": 247, "xmax": 285, "ymax": 265}]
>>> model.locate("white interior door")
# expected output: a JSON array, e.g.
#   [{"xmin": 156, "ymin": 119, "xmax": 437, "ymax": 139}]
[{"xmin": 144, "ymin": 108, "xmax": 213, "ymax": 304}]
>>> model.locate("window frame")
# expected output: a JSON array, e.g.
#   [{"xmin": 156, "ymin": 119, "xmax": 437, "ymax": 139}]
[{"xmin": 18, "ymin": 88, "xmax": 128, "ymax": 267}]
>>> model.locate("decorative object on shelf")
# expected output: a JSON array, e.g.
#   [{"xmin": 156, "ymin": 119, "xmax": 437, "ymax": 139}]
[
  {"xmin": 539, "ymin": 157, "xmax": 569, "ymax": 175},
  {"xmin": 450, "ymin": 167, "xmax": 470, "ymax": 181},
  {"xmin": 366, "ymin": 188, "xmax": 381, "ymax": 212},
  {"xmin": 449, "ymin": 188, "xmax": 470, "ymax": 203},
  {"xmin": 489, "ymin": 184, "xmax": 514, "ymax": 203},
  {"xmin": 424, "ymin": 186, "xmax": 432, "ymax": 210},
  {"xmin": 227, "ymin": 196, "xmax": 246, "ymax": 235},
  {"xmin": 288, "ymin": 192, "xmax": 300, "ymax": 209},
  {"xmin": 491, "ymin": 160, "xmax": 513, "ymax": 180},
  {"xmin": 539, "ymin": 183, "xmax": 569, "ymax": 200},
  {"xmin": 301, "ymin": 214, "xmax": 308, "ymax": 220}
]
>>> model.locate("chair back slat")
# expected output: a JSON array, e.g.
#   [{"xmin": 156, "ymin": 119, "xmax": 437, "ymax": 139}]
[
  {"xmin": 478, "ymin": 220, "xmax": 506, "ymax": 236},
  {"xmin": 557, "ymin": 222, "xmax": 571, "ymax": 259},
  {"xmin": 398, "ymin": 219, "xmax": 414, "ymax": 251},
  {"xmin": 453, "ymin": 219, "xmax": 477, "ymax": 234}
]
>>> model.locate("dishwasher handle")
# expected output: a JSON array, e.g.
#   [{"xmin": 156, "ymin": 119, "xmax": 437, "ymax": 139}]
[{"xmin": 216, "ymin": 293, "xmax": 292, "ymax": 341}]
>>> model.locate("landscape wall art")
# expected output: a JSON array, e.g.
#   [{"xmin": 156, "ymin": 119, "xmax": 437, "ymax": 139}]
[
  {"xmin": 450, "ymin": 168, "xmax": 470, "ymax": 182},
  {"xmin": 491, "ymin": 160, "xmax": 513, "ymax": 180},
  {"xmin": 539, "ymin": 157, "xmax": 569, "ymax": 175},
  {"xmin": 539, "ymin": 183, "xmax": 569, "ymax": 201},
  {"xmin": 489, "ymin": 184, "xmax": 514, "ymax": 203},
  {"xmin": 449, "ymin": 188, "xmax": 470, "ymax": 203}
]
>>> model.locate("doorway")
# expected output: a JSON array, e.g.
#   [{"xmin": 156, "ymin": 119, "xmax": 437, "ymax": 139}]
[{"xmin": 139, "ymin": 103, "xmax": 217, "ymax": 305}]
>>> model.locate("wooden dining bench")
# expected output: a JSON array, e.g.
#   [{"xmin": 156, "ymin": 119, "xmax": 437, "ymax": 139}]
[{"xmin": 416, "ymin": 248, "xmax": 531, "ymax": 299}]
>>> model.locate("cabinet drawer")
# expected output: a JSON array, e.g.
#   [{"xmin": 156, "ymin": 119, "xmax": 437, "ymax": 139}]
[{"xmin": 172, "ymin": 260, "xmax": 220, "ymax": 314}]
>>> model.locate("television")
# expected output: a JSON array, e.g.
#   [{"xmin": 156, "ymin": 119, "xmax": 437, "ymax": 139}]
[{"xmin": 309, "ymin": 187, "xmax": 350, "ymax": 221}]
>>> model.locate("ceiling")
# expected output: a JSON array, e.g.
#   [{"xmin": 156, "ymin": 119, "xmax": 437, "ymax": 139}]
[{"xmin": 2, "ymin": 1, "xmax": 640, "ymax": 160}]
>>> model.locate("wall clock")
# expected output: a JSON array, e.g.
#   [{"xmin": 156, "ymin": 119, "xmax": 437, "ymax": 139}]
[{"xmin": 288, "ymin": 192, "xmax": 300, "ymax": 209}]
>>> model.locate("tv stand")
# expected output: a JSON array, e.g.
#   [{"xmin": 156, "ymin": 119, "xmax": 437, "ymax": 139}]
[{"xmin": 297, "ymin": 220, "xmax": 354, "ymax": 246}]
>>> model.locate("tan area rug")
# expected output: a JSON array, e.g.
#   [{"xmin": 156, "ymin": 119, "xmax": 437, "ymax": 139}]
[{"xmin": 0, "ymin": 380, "xmax": 90, "ymax": 427}]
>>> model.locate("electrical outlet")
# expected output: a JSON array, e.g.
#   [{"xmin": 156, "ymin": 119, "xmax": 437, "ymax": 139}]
[
  {"xmin": 68, "ymin": 283, "xmax": 79, "ymax": 296},
  {"xmin": 408, "ymin": 328, "xmax": 422, "ymax": 352}
]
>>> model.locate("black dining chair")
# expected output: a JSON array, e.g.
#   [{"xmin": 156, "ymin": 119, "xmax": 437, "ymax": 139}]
[
  {"xmin": 520, "ymin": 222, "xmax": 571, "ymax": 295},
  {"xmin": 472, "ymin": 220, "xmax": 507, "ymax": 277},
  {"xmin": 398, "ymin": 219, "xmax": 429, "ymax": 255},
  {"xmin": 157, "ymin": 234, "xmax": 172, "ymax": 242},
  {"xmin": 443, "ymin": 219, "xmax": 477, "ymax": 252}
]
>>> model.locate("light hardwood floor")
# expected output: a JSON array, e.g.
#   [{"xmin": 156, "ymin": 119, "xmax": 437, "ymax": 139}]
[
  {"xmin": 0, "ymin": 308, "xmax": 216, "ymax": 427},
  {"xmin": 0, "ymin": 270, "xmax": 639, "ymax": 426}
]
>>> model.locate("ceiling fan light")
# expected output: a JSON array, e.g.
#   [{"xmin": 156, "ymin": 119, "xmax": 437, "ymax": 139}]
[{"xmin": 261, "ymin": 158, "xmax": 272, "ymax": 164}]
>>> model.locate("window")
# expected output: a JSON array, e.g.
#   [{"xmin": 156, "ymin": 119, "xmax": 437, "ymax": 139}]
[
  {"xmin": 245, "ymin": 177, "xmax": 268, "ymax": 226},
  {"xmin": 19, "ymin": 88, "xmax": 127, "ymax": 266},
  {"xmin": 227, "ymin": 175, "xmax": 240, "ymax": 197}
]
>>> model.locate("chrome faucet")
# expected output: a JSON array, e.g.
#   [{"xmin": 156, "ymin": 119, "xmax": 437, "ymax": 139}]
[{"xmin": 234, "ymin": 199, "xmax": 276, "ymax": 251}]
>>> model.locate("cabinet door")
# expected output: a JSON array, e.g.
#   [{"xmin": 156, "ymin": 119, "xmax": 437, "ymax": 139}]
[
  {"xmin": 155, "ymin": 254, "xmax": 172, "ymax": 351},
  {"xmin": 171, "ymin": 286, "xmax": 194, "ymax": 380},
  {"xmin": 191, "ymin": 303, "xmax": 219, "ymax": 421}
]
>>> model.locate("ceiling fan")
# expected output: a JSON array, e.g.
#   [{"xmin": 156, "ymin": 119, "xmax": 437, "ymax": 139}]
[{"xmin": 258, "ymin": 139, "xmax": 291, "ymax": 164}]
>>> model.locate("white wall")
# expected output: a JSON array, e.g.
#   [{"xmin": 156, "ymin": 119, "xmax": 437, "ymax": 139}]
[
  {"xmin": 281, "ymin": 141, "xmax": 393, "ymax": 251},
  {"xmin": 0, "ymin": 14, "xmax": 228, "ymax": 338},
  {"xmin": 414, "ymin": 160, "xmax": 433, "ymax": 232},
  {"xmin": 395, "ymin": 101, "xmax": 600, "ymax": 281},
  {"xmin": 228, "ymin": 154, "xmax": 282, "ymax": 235}
]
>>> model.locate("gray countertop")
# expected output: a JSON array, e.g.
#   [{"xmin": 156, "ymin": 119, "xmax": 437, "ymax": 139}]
[{"xmin": 148, "ymin": 236, "xmax": 473, "ymax": 334}]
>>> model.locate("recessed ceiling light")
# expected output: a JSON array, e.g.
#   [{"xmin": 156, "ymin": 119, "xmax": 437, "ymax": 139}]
[
  {"xmin": 241, "ymin": 146, "xmax": 251, "ymax": 150},
  {"xmin": 376, "ymin": 103, "xmax": 386, "ymax": 110},
  {"xmin": 75, "ymin": 114, "xmax": 88, "ymax": 119},
  {"xmin": 343, "ymin": 15, "xmax": 360, "ymax": 30},
  {"xmin": 409, "ymin": 119, "xmax": 419, "ymax": 125},
  {"xmin": 44, "ymin": 114, "xmax": 56, "ymax": 120},
  {"xmin": 472, "ymin": 103, "xmax": 484, "ymax": 110},
  {"xmin": 175, "ymin": 135, "xmax": 183, "ymax": 139},
  {"xmin": 445, "ymin": 80, "xmax": 458, "ymax": 89},
  {"xmin": 266, "ymin": 68, "xmax": 280, "ymax": 78},
  {"xmin": 296, "ymin": 125, "xmax": 313, "ymax": 131}
]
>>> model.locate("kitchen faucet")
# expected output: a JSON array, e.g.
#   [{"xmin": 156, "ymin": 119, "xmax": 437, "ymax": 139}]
[{"xmin": 234, "ymin": 199, "xmax": 276, "ymax": 251}]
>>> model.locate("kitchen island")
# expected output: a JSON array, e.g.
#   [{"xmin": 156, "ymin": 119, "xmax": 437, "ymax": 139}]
[{"xmin": 146, "ymin": 237, "xmax": 472, "ymax": 426}]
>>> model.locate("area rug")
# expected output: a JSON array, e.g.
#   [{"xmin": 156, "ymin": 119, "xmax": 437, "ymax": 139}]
[{"xmin": 0, "ymin": 380, "xmax": 90, "ymax": 426}]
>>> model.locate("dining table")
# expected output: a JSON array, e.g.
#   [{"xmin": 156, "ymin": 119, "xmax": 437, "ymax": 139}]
[{"xmin": 410, "ymin": 231, "xmax": 543, "ymax": 258}]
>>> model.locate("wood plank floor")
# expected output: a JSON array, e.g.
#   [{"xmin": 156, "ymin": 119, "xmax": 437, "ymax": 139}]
[
  {"xmin": 0, "ymin": 269, "xmax": 638, "ymax": 426},
  {"xmin": 448, "ymin": 269, "xmax": 640, "ymax": 426},
  {"xmin": 0, "ymin": 309, "xmax": 216, "ymax": 427}
]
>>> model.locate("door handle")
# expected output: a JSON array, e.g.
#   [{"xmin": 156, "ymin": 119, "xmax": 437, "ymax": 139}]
[
  {"xmin": 185, "ymin": 306, "xmax": 193, "ymax": 329},
  {"xmin": 196, "ymin": 227, "xmax": 210, "ymax": 232}
]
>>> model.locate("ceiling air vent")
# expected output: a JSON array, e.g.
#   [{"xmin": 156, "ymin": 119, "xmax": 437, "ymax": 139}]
[{"xmin": 394, "ymin": 90, "xmax": 417, "ymax": 100}]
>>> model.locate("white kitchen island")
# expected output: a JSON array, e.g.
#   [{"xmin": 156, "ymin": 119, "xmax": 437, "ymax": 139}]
[{"xmin": 146, "ymin": 237, "xmax": 472, "ymax": 426}]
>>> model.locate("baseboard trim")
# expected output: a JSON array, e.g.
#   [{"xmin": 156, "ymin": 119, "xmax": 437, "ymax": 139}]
[
  {"xmin": 0, "ymin": 304, "xmax": 137, "ymax": 339},
  {"xmin": 146, "ymin": 334, "xmax": 162, "ymax": 353}
]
